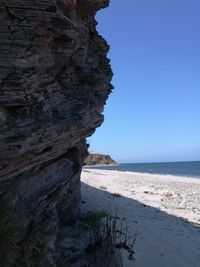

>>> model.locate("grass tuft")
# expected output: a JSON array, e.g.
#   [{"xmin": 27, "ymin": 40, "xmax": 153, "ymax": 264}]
[
  {"xmin": 111, "ymin": 193, "xmax": 122, "ymax": 198},
  {"xmin": 83, "ymin": 210, "xmax": 137, "ymax": 261},
  {"xmin": 99, "ymin": 186, "xmax": 107, "ymax": 190},
  {"xmin": 80, "ymin": 210, "xmax": 107, "ymax": 230},
  {"xmin": 0, "ymin": 206, "xmax": 15, "ymax": 265}
]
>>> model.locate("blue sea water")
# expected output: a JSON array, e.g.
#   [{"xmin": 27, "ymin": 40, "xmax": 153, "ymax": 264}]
[{"xmin": 86, "ymin": 161, "xmax": 200, "ymax": 179}]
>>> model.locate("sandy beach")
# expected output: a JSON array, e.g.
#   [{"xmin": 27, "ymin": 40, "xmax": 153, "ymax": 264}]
[{"xmin": 81, "ymin": 169, "xmax": 200, "ymax": 267}]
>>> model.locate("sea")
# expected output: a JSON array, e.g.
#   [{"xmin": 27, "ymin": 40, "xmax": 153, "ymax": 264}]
[{"xmin": 86, "ymin": 161, "xmax": 200, "ymax": 179}]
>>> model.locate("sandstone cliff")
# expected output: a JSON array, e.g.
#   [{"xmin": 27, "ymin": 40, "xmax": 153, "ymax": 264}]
[
  {"xmin": 85, "ymin": 153, "xmax": 117, "ymax": 166},
  {"xmin": 0, "ymin": 0, "xmax": 112, "ymax": 265}
]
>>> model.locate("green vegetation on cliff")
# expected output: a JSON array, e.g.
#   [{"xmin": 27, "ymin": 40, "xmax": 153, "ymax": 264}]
[{"xmin": 84, "ymin": 153, "xmax": 117, "ymax": 166}]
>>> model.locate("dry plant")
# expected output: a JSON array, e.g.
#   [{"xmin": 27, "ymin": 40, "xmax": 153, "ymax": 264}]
[{"xmin": 83, "ymin": 210, "xmax": 138, "ymax": 262}]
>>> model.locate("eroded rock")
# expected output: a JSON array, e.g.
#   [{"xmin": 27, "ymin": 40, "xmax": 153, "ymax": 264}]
[{"xmin": 0, "ymin": 0, "xmax": 112, "ymax": 265}]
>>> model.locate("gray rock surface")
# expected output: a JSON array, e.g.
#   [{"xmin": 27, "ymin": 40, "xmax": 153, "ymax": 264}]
[{"xmin": 0, "ymin": 0, "xmax": 112, "ymax": 265}]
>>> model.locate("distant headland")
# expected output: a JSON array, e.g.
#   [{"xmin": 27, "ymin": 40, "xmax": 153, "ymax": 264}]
[{"xmin": 84, "ymin": 153, "xmax": 117, "ymax": 166}]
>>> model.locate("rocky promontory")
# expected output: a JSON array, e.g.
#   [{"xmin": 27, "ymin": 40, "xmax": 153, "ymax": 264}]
[
  {"xmin": 0, "ymin": 0, "xmax": 113, "ymax": 265},
  {"xmin": 85, "ymin": 153, "xmax": 117, "ymax": 166}
]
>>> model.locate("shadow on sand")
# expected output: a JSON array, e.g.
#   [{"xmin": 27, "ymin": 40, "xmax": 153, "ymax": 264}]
[{"xmin": 81, "ymin": 181, "xmax": 200, "ymax": 267}]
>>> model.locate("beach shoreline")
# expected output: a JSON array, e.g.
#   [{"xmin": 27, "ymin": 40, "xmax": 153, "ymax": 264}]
[
  {"xmin": 84, "ymin": 167, "xmax": 200, "ymax": 180},
  {"xmin": 83, "ymin": 163, "xmax": 119, "ymax": 167},
  {"xmin": 81, "ymin": 169, "xmax": 200, "ymax": 267}
]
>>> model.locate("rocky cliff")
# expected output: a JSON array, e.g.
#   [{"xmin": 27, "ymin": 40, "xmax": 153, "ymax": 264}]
[
  {"xmin": 85, "ymin": 153, "xmax": 117, "ymax": 166},
  {"xmin": 0, "ymin": 0, "xmax": 112, "ymax": 265}
]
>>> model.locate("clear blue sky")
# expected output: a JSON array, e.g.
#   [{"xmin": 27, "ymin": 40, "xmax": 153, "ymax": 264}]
[{"xmin": 88, "ymin": 0, "xmax": 200, "ymax": 163}]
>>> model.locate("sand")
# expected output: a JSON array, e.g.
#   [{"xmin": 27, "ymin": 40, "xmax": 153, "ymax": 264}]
[{"xmin": 81, "ymin": 169, "xmax": 200, "ymax": 267}]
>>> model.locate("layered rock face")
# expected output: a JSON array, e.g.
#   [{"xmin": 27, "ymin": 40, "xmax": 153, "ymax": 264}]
[{"xmin": 0, "ymin": 0, "xmax": 112, "ymax": 265}]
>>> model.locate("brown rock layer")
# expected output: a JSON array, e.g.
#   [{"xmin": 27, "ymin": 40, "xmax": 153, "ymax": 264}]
[{"xmin": 0, "ymin": 0, "xmax": 112, "ymax": 265}]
